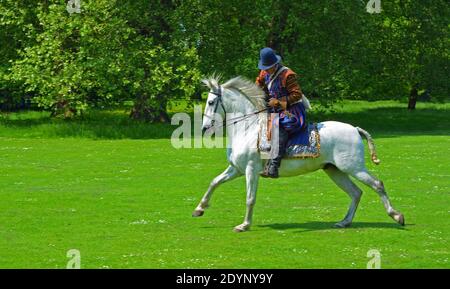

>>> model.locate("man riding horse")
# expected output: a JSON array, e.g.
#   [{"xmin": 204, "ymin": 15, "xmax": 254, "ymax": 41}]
[{"xmin": 255, "ymin": 47, "xmax": 307, "ymax": 178}]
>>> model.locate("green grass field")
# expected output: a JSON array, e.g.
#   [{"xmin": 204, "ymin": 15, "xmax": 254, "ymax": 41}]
[{"xmin": 0, "ymin": 100, "xmax": 449, "ymax": 268}]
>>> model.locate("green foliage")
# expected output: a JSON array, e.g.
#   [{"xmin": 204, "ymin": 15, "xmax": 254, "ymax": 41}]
[
  {"xmin": 174, "ymin": 0, "xmax": 449, "ymax": 105},
  {"xmin": 0, "ymin": 0, "xmax": 448, "ymax": 118},
  {"xmin": 0, "ymin": 0, "xmax": 39, "ymax": 109},
  {"xmin": 176, "ymin": 1, "xmax": 270, "ymax": 78},
  {"xmin": 3, "ymin": 0, "xmax": 201, "ymax": 119},
  {"xmin": 361, "ymin": 0, "xmax": 450, "ymax": 101}
]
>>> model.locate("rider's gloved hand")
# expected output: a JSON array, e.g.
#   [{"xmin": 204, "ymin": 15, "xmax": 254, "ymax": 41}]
[
  {"xmin": 268, "ymin": 98, "xmax": 280, "ymax": 108},
  {"xmin": 268, "ymin": 98, "xmax": 287, "ymax": 110}
]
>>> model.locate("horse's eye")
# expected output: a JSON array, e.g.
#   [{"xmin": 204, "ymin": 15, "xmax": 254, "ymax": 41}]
[{"xmin": 208, "ymin": 100, "xmax": 214, "ymax": 105}]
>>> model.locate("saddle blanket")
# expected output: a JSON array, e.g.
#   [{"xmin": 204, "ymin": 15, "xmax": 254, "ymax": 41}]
[{"xmin": 259, "ymin": 121, "xmax": 320, "ymax": 159}]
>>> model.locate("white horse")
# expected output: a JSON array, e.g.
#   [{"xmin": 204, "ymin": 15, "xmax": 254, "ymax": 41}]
[{"xmin": 192, "ymin": 76, "xmax": 404, "ymax": 232}]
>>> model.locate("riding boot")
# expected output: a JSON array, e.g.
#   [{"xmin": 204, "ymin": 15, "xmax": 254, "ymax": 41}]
[{"xmin": 261, "ymin": 127, "xmax": 289, "ymax": 178}]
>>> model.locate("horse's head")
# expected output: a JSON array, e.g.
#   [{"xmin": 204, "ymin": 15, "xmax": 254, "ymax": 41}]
[{"xmin": 201, "ymin": 77, "xmax": 226, "ymax": 134}]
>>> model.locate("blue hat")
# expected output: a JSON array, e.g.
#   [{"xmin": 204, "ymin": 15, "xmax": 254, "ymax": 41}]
[{"xmin": 258, "ymin": 47, "xmax": 282, "ymax": 70}]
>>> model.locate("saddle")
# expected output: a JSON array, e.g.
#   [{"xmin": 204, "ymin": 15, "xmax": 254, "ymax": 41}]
[{"xmin": 258, "ymin": 114, "xmax": 320, "ymax": 159}]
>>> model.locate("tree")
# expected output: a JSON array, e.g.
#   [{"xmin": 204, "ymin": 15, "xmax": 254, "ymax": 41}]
[
  {"xmin": 0, "ymin": 0, "xmax": 40, "ymax": 110},
  {"xmin": 1, "ymin": 0, "xmax": 448, "ymax": 118},
  {"xmin": 364, "ymin": 0, "xmax": 450, "ymax": 103},
  {"xmin": 8, "ymin": 0, "xmax": 201, "ymax": 120}
]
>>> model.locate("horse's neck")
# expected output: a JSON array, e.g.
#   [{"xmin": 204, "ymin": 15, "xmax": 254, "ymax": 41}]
[{"xmin": 224, "ymin": 97, "xmax": 262, "ymax": 149}]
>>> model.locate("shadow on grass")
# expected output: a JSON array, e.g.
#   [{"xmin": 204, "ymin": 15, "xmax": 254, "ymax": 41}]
[
  {"xmin": 258, "ymin": 221, "xmax": 412, "ymax": 233},
  {"xmin": 0, "ymin": 101, "xmax": 448, "ymax": 139},
  {"xmin": 311, "ymin": 106, "xmax": 450, "ymax": 137},
  {"xmin": 0, "ymin": 110, "xmax": 178, "ymax": 139}
]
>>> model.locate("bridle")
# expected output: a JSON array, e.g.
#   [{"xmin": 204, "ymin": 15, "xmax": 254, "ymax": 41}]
[
  {"xmin": 204, "ymin": 86, "xmax": 268, "ymax": 133},
  {"xmin": 208, "ymin": 86, "xmax": 227, "ymax": 123}
]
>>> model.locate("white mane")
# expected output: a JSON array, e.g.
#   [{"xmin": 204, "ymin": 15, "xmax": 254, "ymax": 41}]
[
  {"xmin": 201, "ymin": 73, "xmax": 222, "ymax": 92},
  {"xmin": 202, "ymin": 76, "xmax": 266, "ymax": 110}
]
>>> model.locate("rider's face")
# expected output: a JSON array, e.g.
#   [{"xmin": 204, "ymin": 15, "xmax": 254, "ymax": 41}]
[{"xmin": 265, "ymin": 65, "xmax": 278, "ymax": 75}]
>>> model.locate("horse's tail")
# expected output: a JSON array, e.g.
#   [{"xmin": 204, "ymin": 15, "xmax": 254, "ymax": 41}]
[{"xmin": 356, "ymin": 127, "xmax": 381, "ymax": 165}]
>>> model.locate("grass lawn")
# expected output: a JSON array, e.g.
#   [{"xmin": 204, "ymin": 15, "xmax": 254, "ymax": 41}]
[{"xmin": 0, "ymin": 100, "xmax": 449, "ymax": 268}]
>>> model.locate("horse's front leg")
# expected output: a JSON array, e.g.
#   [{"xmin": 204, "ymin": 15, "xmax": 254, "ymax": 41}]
[
  {"xmin": 192, "ymin": 165, "xmax": 240, "ymax": 217},
  {"xmin": 234, "ymin": 163, "xmax": 259, "ymax": 232}
]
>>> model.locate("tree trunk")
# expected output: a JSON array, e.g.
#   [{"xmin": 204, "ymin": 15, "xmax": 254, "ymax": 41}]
[
  {"xmin": 50, "ymin": 99, "xmax": 76, "ymax": 118},
  {"xmin": 408, "ymin": 84, "xmax": 418, "ymax": 110},
  {"xmin": 130, "ymin": 93, "xmax": 170, "ymax": 123}
]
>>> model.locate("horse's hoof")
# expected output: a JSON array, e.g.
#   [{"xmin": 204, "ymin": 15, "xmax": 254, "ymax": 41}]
[
  {"xmin": 233, "ymin": 224, "xmax": 250, "ymax": 232},
  {"xmin": 192, "ymin": 209, "xmax": 204, "ymax": 217},
  {"xmin": 334, "ymin": 221, "xmax": 351, "ymax": 228},
  {"xmin": 393, "ymin": 213, "xmax": 405, "ymax": 226}
]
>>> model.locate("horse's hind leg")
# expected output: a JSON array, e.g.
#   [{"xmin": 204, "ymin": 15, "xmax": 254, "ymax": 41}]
[
  {"xmin": 325, "ymin": 165, "xmax": 363, "ymax": 228},
  {"xmin": 352, "ymin": 170, "xmax": 405, "ymax": 226},
  {"xmin": 192, "ymin": 165, "xmax": 241, "ymax": 217}
]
